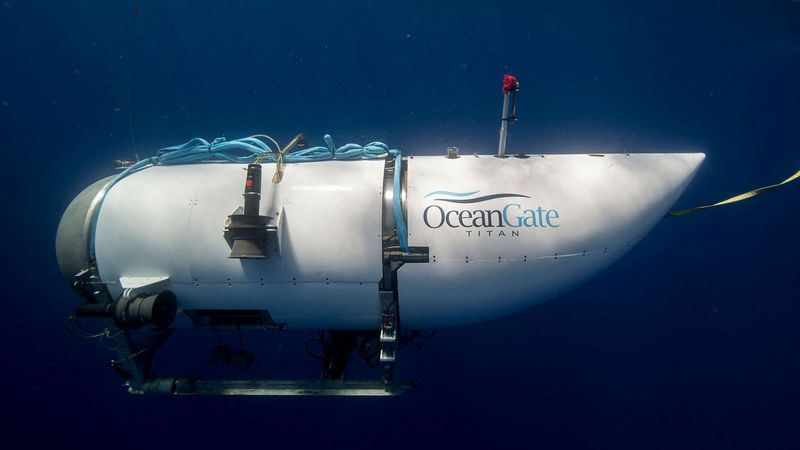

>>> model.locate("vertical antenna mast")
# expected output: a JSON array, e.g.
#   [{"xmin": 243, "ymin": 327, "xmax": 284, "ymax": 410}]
[{"xmin": 497, "ymin": 74, "xmax": 520, "ymax": 158}]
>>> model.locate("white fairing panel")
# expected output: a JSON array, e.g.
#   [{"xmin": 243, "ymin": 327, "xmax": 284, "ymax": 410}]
[
  {"xmin": 95, "ymin": 161, "xmax": 386, "ymax": 329},
  {"xmin": 399, "ymin": 153, "xmax": 704, "ymax": 328},
  {"xmin": 94, "ymin": 152, "xmax": 704, "ymax": 329}
]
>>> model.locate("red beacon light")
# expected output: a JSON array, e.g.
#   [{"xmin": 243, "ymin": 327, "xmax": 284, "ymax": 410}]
[{"xmin": 503, "ymin": 74, "xmax": 519, "ymax": 94}]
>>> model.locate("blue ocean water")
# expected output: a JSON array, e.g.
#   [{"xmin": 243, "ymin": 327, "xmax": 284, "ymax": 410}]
[{"xmin": 2, "ymin": 1, "xmax": 799, "ymax": 448}]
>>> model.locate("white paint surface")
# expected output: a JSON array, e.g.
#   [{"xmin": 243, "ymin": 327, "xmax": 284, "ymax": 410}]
[{"xmin": 94, "ymin": 153, "xmax": 704, "ymax": 329}]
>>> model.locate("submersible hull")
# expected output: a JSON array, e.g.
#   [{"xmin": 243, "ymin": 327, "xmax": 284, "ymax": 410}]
[{"xmin": 57, "ymin": 152, "xmax": 704, "ymax": 329}]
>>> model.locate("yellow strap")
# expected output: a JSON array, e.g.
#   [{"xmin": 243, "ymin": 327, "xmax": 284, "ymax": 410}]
[{"xmin": 668, "ymin": 169, "xmax": 800, "ymax": 217}]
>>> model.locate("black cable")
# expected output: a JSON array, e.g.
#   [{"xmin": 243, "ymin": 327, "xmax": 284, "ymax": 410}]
[
  {"xmin": 399, "ymin": 329, "xmax": 438, "ymax": 350},
  {"xmin": 355, "ymin": 333, "xmax": 381, "ymax": 368},
  {"xmin": 418, "ymin": 330, "xmax": 438, "ymax": 339},
  {"xmin": 382, "ymin": 296, "xmax": 398, "ymax": 314},
  {"xmin": 66, "ymin": 315, "xmax": 119, "ymax": 352},
  {"xmin": 304, "ymin": 330, "xmax": 326, "ymax": 360},
  {"xmin": 126, "ymin": 1, "xmax": 141, "ymax": 155},
  {"xmin": 65, "ymin": 314, "xmax": 106, "ymax": 339}
]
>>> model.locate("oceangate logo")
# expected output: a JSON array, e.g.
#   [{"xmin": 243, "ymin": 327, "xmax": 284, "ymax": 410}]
[{"xmin": 422, "ymin": 190, "xmax": 560, "ymax": 238}]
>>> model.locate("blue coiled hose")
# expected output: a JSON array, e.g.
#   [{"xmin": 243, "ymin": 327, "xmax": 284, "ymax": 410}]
[{"xmin": 87, "ymin": 134, "xmax": 409, "ymax": 260}]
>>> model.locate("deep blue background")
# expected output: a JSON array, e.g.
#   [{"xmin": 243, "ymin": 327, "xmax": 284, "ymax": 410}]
[{"xmin": 2, "ymin": 1, "xmax": 799, "ymax": 448}]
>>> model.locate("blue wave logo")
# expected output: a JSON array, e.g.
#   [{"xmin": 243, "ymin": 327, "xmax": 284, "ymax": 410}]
[
  {"xmin": 422, "ymin": 189, "xmax": 560, "ymax": 230},
  {"xmin": 424, "ymin": 190, "xmax": 530, "ymax": 204}
]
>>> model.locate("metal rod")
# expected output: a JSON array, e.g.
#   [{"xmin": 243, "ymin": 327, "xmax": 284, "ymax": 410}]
[
  {"xmin": 140, "ymin": 378, "xmax": 413, "ymax": 396},
  {"xmin": 282, "ymin": 133, "xmax": 306, "ymax": 153},
  {"xmin": 498, "ymin": 92, "xmax": 510, "ymax": 157}
]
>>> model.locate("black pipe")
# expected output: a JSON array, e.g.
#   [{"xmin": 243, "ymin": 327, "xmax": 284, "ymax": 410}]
[
  {"xmin": 116, "ymin": 291, "xmax": 177, "ymax": 329},
  {"xmin": 73, "ymin": 291, "xmax": 178, "ymax": 330},
  {"xmin": 74, "ymin": 302, "xmax": 114, "ymax": 318},
  {"xmin": 243, "ymin": 163, "xmax": 262, "ymax": 215}
]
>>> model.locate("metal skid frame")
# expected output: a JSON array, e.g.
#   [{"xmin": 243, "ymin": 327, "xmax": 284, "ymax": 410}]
[
  {"xmin": 72, "ymin": 268, "xmax": 151, "ymax": 392},
  {"xmin": 70, "ymin": 155, "xmax": 428, "ymax": 396}
]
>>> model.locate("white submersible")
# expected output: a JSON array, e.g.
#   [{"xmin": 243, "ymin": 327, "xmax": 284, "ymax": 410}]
[{"xmin": 55, "ymin": 75, "xmax": 704, "ymax": 395}]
